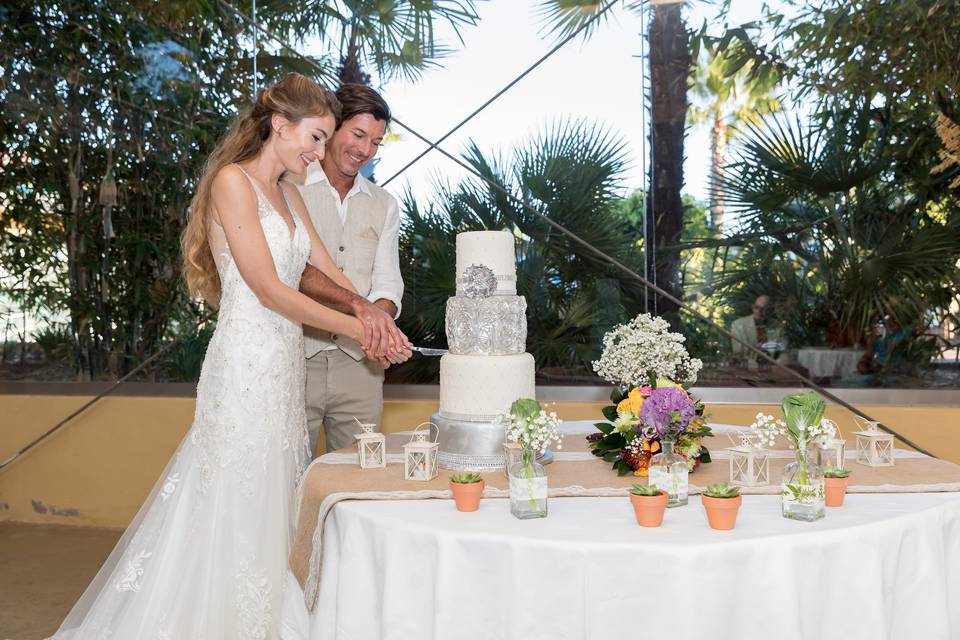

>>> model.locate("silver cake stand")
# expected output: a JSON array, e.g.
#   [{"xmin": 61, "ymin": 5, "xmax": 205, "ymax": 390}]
[{"xmin": 433, "ymin": 411, "xmax": 553, "ymax": 472}]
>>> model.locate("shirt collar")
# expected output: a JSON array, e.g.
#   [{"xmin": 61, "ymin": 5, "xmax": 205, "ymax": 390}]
[{"xmin": 304, "ymin": 163, "xmax": 372, "ymax": 199}]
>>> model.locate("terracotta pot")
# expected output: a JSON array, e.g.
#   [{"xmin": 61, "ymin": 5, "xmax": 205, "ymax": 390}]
[
  {"xmin": 450, "ymin": 480, "xmax": 484, "ymax": 512},
  {"xmin": 701, "ymin": 494, "xmax": 742, "ymax": 530},
  {"xmin": 824, "ymin": 476, "xmax": 849, "ymax": 507},
  {"xmin": 629, "ymin": 490, "xmax": 669, "ymax": 527}
]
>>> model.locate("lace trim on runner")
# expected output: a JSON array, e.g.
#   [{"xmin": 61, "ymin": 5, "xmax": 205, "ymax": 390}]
[{"xmin": 438, "ymin": 450, "xmax": 506, "ymax": 472}]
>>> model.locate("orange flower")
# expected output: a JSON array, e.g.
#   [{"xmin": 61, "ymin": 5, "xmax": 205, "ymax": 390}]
[
  {"xmin": 617, "ymin": 386, "xmax": 650, "ymax": 416},
  {"xmin": 642, "ymin": 439, "xmax": 661, "ymax": 454}
]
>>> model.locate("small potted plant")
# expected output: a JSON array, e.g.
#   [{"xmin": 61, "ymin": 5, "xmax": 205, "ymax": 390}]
[
  {"xmin": 701, "ymin": 482, "xmax": 742, "ymax": 530},
  {"xmin": 823, "ymin": 467, "xmax": 851, "ymax": 507},
  {"xmin": 449, "ymin": 473, "xmax": 484, "ymax": 512},
  {"xmin": 629, "ymin": 483, "xmax": 669, "ymax": 527}
]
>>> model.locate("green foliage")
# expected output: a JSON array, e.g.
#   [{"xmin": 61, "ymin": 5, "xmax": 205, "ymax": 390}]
[
  {"xmin": 32, "ymin": 322, "xmax": 76, "ymax": 363},
  {"xmin": 629, "ymin": 484, "xmax": 662, "ymax": 497},
  {"xmin": 703, "ymin": 482, "xmax": 740, "ymax": 499},
  {"xmin": 0, "ymin": 0, "xmax": 257, "ymax": 379},
  {"xmin": 262, "ymin": 0, "xmax": 482, "ymax": 83},
  {"xmin": 781, "ymin": 392, "xmax": 826, "ymax": 444},
  {"xmin": 509, "ymin": 398, "xmax": 541, "ymax": 420},
  {"xmin": 697, "ymin": 0, "xmax": 960, "ymax": 110},
  {"xmin": 392, "ymin": 119, "xmax": 649, "ymax": 382},
  {"xmin": 450, "ymin": 472, "xmax": 482, "ymax": 484},
  {"xmin": 1, "ymin": 0, "xmax": 475, "ymax": 381},
  {"xmin": 823, "ymin": 467, "xmax": 850, "ymax": 479},
  {"xmin": 161, "ymin": 322, "xmax": 215, "ymax": 382},
  {"xmin": 695, "ymin": 106, "xmax": 960, "ymax": 366}
]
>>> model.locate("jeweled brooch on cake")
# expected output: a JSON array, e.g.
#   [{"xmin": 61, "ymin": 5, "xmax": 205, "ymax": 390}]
[{"xmin": 457, "ymin": 264, "xmax": 498, "ymax": 298}]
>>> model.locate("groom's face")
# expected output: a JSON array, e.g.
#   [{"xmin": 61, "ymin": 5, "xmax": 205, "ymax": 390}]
[{"xmin": 326, "ymin": 113, "xmax": 386, "ymax": 180}]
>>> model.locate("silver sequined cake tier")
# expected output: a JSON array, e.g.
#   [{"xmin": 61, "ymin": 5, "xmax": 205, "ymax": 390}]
[{"xmin": 445, "ymin": 295, "xmax": 527, "ymax": 355}]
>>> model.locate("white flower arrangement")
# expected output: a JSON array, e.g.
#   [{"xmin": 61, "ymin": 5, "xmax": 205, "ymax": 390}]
[
  {"xmin": 592, "ymin": 313, "xmax": 703, "ymax": 387},
  {"xmin": 496, "ymin": 407, "xmax": 563, "ymax": 455},
  {"xmin": 750, "ymin": 413, "xmax": 835, "ymax": 450}
]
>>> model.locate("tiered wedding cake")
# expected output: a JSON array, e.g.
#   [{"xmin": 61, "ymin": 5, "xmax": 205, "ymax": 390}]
[{"xmin": 434, "ymin": 230, "xmax": 535, "ymax": 471}]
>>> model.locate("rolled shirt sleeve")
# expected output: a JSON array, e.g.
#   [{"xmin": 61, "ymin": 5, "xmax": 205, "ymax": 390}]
[{"xmin": 365, "ymin": 195, "xmax": 404, "ymax": 318}]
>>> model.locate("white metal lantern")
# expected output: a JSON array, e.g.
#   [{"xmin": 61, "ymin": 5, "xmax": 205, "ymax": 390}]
[
  {"xmin": 403, "ymin": 422, "xmax": 439, "ymax": 481},
  {"xmin": 354, "ymin": 422, "xmax": 386, "ymax": 469},
  {"xmin": 728, "ymin": 445, "xmax": 770, "ymax": 486},
  {"xmin": 815, "ymin": 438, "xmax": 846, "ymax": 470},
  {"xmin": 814, "ymin": 418, "xmax": 846, "ymax": 469},
  {"xmin": 853, "ymin": 416, "xmax": 895, "ymax": 467}
]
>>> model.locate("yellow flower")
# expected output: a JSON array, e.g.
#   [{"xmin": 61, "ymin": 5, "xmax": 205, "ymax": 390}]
[
  {"xmin": 633, "ymin": 467, "xmax": 649, "ymax": 477},
  {"xmin": 617, "ymin": 387, "xmax": 649, "ymax": 416}
]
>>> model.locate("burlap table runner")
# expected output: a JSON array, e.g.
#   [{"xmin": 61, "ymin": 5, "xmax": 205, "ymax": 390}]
[{"xmin": 290, "ymin": 431, "xmax": 960, "ymax": 611}]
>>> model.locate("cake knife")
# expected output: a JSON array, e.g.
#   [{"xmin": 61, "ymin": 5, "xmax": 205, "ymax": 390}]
[{"xmin": 410, "ymin": 346, "xmax": 449, "ymax": 356}]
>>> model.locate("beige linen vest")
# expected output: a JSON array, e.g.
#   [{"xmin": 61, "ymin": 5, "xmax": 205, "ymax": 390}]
[{"xmin": 294, "ymin": 174, "xmax": 392, "ymax": 359}]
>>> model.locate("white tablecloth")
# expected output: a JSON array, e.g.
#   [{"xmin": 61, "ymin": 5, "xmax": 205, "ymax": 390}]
[
  {"xmin": 281, "ymin": 492, "xmax": 960, "ymax": 640},
  {"xmin": 797, "ymin": 347, "xmax": 863, "ymax": 378}
]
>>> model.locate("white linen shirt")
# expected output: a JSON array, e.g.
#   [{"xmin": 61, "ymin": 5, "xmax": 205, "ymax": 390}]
[{"xmin": 301, "ymin": 163, "xmax": 403, "ymax": 318}]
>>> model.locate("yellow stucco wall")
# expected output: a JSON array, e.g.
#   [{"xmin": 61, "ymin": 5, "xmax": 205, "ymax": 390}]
[{"xmin": 1, "ymin": 393, "xmax": 958, "ymax": 528}]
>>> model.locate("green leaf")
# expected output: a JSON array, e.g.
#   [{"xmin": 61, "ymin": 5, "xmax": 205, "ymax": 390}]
[
  {"xmin": 610, "ymin": 387, "xmax": 626, "ymax": 403},
  {"xmin": 602, "ymin": 406, "xmax": 618, "ymax": 422},
  {"xmin": 699, "ymin": 446, "xmax": 712, "ymax": 463},
  {"xmin": 510, "ymin": 398, "xmax": 541, "ymax": 420},
  {"xmin": 602, "ymin": 451, "xmax": 621, "ymax": 463},
  {"xmin": 593, "ymin": 421, "xmax": 614, "ymax": 435},
  {"xmin": 614, "ymin": 459, "xmax": 632, "ymax": 476}
]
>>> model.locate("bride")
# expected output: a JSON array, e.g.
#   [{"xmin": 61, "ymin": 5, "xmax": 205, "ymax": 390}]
[{"xmin": 53, "ymin": 73, "xmax": 408, "ymax": 638}]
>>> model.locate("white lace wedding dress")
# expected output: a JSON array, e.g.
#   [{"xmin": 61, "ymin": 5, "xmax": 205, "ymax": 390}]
[{"xmin": 54, "ymin": 169, "xmax": 313, "ymax": 639}]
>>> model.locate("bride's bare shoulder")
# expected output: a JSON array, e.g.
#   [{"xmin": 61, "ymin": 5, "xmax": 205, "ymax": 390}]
[{"xmin": 211, "ymin": 163, "xmax": 252, "ymax": 196}]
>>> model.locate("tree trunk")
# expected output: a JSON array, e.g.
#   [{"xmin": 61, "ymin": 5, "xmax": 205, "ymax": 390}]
[
  {"xmin": 646, "ymin": 1, "xmax": 691, "ymax": 324},
  {"xmin": 337, "ymin": 43, "xmax": 371, "ymax": 86},
  {"xmin": 709, "ymin": 112, "xmax": 727, "ymax": 231}
]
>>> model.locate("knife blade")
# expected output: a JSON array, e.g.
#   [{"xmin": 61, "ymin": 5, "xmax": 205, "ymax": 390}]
[{"xmin": 411, "ymin": 346, "xmax": 449, "ymax": 356}]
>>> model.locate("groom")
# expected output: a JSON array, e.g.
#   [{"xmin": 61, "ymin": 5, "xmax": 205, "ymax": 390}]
[{"xmin": 295, "ymin": 83, "xmax": 410, "ymax": 455}]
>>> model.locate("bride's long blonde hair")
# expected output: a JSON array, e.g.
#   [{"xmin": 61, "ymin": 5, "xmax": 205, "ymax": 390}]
[{"xmin": 182, "ymin": 73, "xmax": 340, "ymax": 306}]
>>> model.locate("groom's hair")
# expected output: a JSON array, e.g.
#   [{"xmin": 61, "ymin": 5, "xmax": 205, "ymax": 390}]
[{"xmin": 335, "ymin": 84, "xmax": 391, "ymax": 128}]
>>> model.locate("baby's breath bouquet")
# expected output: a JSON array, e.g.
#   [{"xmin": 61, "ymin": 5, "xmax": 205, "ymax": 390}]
[
  {"xmin": 496, "ymin": 399, "xmax": 562, "ymax": 518},
  {"xmin": 592, "ymin": 314, "xmax": 703, "ymax": 388},
  {"xmin": 587, "ymin": 315, "xmax": 711, "ymax": 476},
  {"xmin": 496, "ymin": 398, "xmax": 563, "ymax": 455}
]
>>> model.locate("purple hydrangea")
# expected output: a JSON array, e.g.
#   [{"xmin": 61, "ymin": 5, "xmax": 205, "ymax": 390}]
[{"xmin": 639, "ymin": 387, "xmax": 696, "ymax": 438}]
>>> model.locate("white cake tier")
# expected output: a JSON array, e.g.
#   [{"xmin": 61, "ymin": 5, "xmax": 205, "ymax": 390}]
[
  {"xmin": 446, "ymin": 295, "xmax": 526, "ymax": 355},
  {"xmin": 439, "ymin": 352, "xmax": 535, "ymax": 421},
  {"xmin": 455, "ymin": 230, "xmax": 516, "ymax": 295}
]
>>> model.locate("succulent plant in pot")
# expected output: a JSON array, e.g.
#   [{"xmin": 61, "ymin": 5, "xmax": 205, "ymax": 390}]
[
  {"xmin": 823, "ymin": 467, "xmax": 851, "ymax": 507},
  {"xmin": 450, "ymin": 473, "xmax": 484, "ymax": 512},
  {"xmin": 628, "ymin": 483, "xmax": 669, "ymax": 527},
  {"xmin": 701, "ymin": 482, "xmax": 743, "ymax": 530}
]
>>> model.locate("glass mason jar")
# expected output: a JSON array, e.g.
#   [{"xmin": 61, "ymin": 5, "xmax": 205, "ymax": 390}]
[
  {"xmin": 648, "ymin": 436, "xmax": 689, "ymax": 507},
  {"xmin": 781, "ymin": 446, "xmax": 825, "ymax": 521},
  {"xmin": 508, "ymin": 448, "xmax": 548, "ymax": 519}
]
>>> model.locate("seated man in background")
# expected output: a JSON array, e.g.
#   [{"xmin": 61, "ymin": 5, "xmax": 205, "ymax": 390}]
[{"xmin": 730, "ymin": 294, "xmax": 785, "ymax": 367}]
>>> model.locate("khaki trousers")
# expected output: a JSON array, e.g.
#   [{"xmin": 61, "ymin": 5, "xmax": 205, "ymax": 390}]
[{"xmin": 305, "ymin": 349, "xmax": 384, "ymax": 456}]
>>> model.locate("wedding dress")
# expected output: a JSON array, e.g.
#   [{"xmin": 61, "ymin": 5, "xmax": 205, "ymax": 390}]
[{"xmin": 54, "ymin": 167, "xmax": 313, "ymax": 639}]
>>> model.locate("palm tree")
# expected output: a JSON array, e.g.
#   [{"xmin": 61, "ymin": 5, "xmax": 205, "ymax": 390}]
[
  {"xmin": 535, "ymin": 0, "xmax": 691, "ymax": 320},
  {"xmin": 706, "ymin": 107, "xmax": 960, "ymax": 369},
  {"xmin": 688, "ymin": 46, "xmax": 780, "ymax": 232},
  {"xmin": 392, "ymin": 119, "xmax": 644, "ymax": 382},
  {"xmin": 275, "ymin": 1, "xmax": 483, "ymax": 86}
]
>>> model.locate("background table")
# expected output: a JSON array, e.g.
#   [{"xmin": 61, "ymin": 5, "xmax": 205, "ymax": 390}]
[
  {"xmin": 281, "ymin": 492, "xmax": 960, "ymax": 640},
  {"xmin": 797, "ymin": 347, "xmax": 863, "ymax": 378}
]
